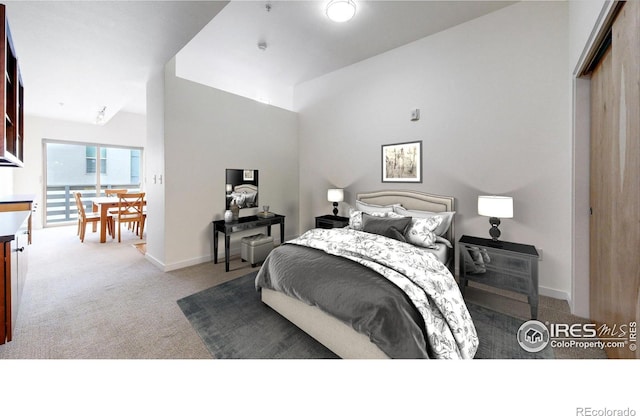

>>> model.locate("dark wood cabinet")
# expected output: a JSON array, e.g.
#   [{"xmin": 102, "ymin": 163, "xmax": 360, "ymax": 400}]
[
  {"xmin": 1, "ymin": 4, "xmax": 25, "ymax": 167},
  {"xmin": 1, "ymin": 210, "xmax": 30, "ymax": 344},
  {"xmin": 315, "ymin": 215, "xmax": 349, "ymax": 229}
]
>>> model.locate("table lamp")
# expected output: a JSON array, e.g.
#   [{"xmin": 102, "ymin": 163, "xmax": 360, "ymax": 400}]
[
  {"xmin": 327, "ymin": 189, "xmax": 344, "ymax": 216},
  {"xmin": 478, "ymin": 195, "xmax": 513, "ymax": 241}
]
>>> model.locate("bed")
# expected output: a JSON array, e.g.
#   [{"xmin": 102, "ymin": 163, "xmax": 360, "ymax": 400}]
[
  {"xmin": 255, "ymin": 190, "xmax": 478, "ymax": 359},
  {"xmin": 228, "ymin": 184, "xmax": 258, "ymax": 208}
]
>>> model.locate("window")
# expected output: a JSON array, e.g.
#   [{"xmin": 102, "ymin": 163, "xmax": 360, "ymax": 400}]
[
  {"xmin": 44, "ymin": 140, "xmax": 143, "ymax": 225},
  {"xmin": 86, "ymin": 146, "xmax": 107, "ymax": 174}
]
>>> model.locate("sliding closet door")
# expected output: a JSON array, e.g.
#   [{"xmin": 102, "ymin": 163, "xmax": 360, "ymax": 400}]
[{"xmin": 590, "ymin": 0, "xmax": 640, "ymax": 359}]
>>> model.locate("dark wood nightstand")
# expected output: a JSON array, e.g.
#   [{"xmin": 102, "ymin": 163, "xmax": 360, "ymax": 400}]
[
  {"xmin": 315, "ymin": 215, "xmax": 349, "ymax": 229},
  {"xmin": 458, "ymin": 235, "xmax": 539, "ymax": 319}
]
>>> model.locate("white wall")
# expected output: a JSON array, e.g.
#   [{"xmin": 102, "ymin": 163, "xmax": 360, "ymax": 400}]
[
  {"xmin": 144, "ymin": 67, "xmax": 167, "ymax": 269},
  {"xmin": 295, "ymin": 1, "xmax": 572, "ymax": 300},
  {"xmin": 0, "ymin": 167, "xmax": 13, "ymax": 196},
  {"xmin": 160, "ymin": 57, "xmax": 299, "ymax": 271},
  {"xmin": 11, "ymin": 112, "xmax": 146, "ymax": 228},
  {"xmin": 569, "ymin": 0, "xmax": 611, "ymax": 74}
]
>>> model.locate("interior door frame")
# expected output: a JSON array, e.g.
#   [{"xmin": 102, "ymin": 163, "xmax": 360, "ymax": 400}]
[{"xmin": 571, "ymin": 1, "xmax": 622, "ymax": 318}]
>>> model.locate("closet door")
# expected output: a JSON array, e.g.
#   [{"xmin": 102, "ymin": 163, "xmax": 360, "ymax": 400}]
[{"xmin": 590, "ymin": 1, "xmax": 640, "ymax": 359}]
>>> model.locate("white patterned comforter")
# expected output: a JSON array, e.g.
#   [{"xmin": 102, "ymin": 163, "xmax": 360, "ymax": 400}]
[{"xmin": 289, "ymin": 228, "xmax": 479, "ymax": 359}]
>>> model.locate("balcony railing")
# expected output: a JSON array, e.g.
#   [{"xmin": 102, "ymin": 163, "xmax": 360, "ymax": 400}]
[{"xmin": 46, "ymin": 184, "xmax": 140, "ymax": 225}]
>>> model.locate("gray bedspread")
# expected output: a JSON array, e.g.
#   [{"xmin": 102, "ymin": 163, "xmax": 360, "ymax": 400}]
[
  {"xmin": 255, "ymin": 228, "xmax": 478, "ymax": 359},
  {"xmin": 255, "ymin": 244, "xmax": 431, "ymax": 358}
]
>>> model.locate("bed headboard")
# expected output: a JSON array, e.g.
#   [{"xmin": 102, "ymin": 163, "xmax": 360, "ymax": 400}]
[
  {"xmin": 356, "ymin": 190, "xmax": 456, "ymax": 245},
  {"xmin": 234, "ymin": 184, "xmax": 258, "ymax": 193}
]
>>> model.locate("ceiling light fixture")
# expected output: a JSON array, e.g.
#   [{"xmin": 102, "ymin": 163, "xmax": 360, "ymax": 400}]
[
  {"xmin": 326, "ymin": 0, "xmax": 356, "ymax": 23},
  {"xmin": 96, "ymin": 106, "xmax": 106, "ymax": 125}
]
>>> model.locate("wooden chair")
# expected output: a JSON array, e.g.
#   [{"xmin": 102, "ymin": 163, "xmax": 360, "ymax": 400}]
[
  {"xmin": 112, "ymin": 192, "xmax": 145, "ymax": 242},
  {"xmin": 105, "ymin": 189, "xmax": 127, "ymax": 197},
  {"xmin": 74, "ymin": 192, "xmax": 113, "ymax": 242}
]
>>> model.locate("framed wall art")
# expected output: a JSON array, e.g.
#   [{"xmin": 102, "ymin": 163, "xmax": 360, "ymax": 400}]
[
  {"xmin": 243, "ymin": 169, "xmax": 255, "ymax": 181},
  {"xmin": 381, "ymin": 140, "xmax": 422, "ymax": 183}
]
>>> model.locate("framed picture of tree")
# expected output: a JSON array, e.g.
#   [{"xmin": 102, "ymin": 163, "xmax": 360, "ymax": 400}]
[{"xmin": 381, "ymin": 140, "xmax": 422, "ymax": 183}]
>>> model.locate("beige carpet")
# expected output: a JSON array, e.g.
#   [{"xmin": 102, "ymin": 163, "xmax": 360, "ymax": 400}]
[
  {"xmin": 0, "ymin": 225, "xmax": 247, "ymax": 359},
  {"xmin": 0, "ymin": 225, "xmax": 606, "ymax": 359}
]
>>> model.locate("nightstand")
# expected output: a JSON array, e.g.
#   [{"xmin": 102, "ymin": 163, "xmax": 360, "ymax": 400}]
[
  {"xmin": 458, "ymin": 235, "xmax": 539, "ymax": 319},
  {"xmin": 315, "ymin": 215, "xmax": 349, "ymax": 229}
]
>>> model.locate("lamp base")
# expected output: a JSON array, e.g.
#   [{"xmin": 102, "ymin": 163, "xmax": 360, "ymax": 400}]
[
  {"xmin": 489, "ymin": 217, "xmax": 501, "ymax": 241},
  {"xmin": 332, "ymin": 202, "xmax": 339, "ymax": 216}
]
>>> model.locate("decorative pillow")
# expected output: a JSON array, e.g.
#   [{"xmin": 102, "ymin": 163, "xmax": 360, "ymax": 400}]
[
  {"xmin": 435, "ymin": 236, "xmax": 453, "ymax": 249},
  {"xmin": 348, "ymin": 208, "xmax": 386, "ymax": 231},
  {"xmin": 361, "ymin": 213, "xmax": 412, "ymax": 242},
  {"xmin": 355, "ymin": 200, "xmax": 400, "ymax": 214},
  {"xmin": 243, "ymin": 191, "xmax": 257, "ymax": 207},
  {"xmin": 404, "ymin": 216, "xmax": 442, "ymax": 248},
  {"xmin": 388, "ymin": 212, "xmax": 442, "ymax": 248},
  {"xmin": 231, "ymin": 193, "xmax": 247, "ymax": 208},
  {"xmin": 393, "ymin": 206, "xmax": 455, "ymax": 237}
]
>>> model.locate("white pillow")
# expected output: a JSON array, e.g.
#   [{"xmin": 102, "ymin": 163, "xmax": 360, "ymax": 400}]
[
  {"xmin": 405, "ymin": 216, "xmax": 442, "ymax": 248},
  {"xmin": 388, "ymin": 212, "xmax": 442, "ymax": 248},
  {"xmin": 435, "ymin": 236, "xmax": 453, "ymax": 249},
  {"xmin": 355, "ymin": 200, "xmax": 400, "ymax": 214},
  {"xmin": 393, "ymin": 206, "xmax": 454, "ymax": 237}
]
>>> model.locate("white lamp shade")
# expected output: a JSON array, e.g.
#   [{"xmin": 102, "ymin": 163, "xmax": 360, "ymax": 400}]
[
  {"xmin": 327, "ymin": 188, "xmax": 344, "ymax": 202},
  {"xmin": 478, "ymin": 196, "xmax": 513, "ymax": 218},
  {"xmin": 326, "ymin": 0, "xmax": 356, "ymax": 23},
  {"xmin": 225, "ymin": 184, "xmax": 233, "ymax": 192}
]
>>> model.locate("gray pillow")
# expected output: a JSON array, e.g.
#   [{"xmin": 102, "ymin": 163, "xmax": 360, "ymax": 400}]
[{"xmin": 362, "ymin": 213, "xmax": 412, "ymax": 242}]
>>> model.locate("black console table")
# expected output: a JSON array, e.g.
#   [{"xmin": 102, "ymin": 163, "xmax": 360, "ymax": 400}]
[{"xmin": 213, "ymin": 214, "xmax": 285, "ymax": 272}]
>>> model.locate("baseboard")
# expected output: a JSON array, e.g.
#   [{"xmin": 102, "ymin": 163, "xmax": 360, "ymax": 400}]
[
  {"xmin": 162, "ymin": 255, "xmax": 213, "ymax": 272},
  {"xmin": 144, "ymin": 253, "xmax": 166, "ymax": 270},
  {"xmin": 148, "ymin": 233, "xmax": 299, "ymax": 272},
  {"xmin": 539, "ymin": 285, "xmax": 571, "ymax": 303}
]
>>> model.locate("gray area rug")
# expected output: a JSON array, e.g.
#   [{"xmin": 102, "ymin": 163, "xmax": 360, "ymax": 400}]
[{"xmin": 177, "ymin": 272, "xmax": 554, "ymax": 359}]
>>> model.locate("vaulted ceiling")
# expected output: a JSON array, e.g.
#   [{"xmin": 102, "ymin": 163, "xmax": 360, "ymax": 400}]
[{"xmin": 5, "ymin": 1, "xmax": 513, "ymax": 124}]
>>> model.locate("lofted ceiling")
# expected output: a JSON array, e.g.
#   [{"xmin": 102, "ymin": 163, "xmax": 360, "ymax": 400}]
[
  {"xmin": 4, "ymin": 0, "xmax": 514, "ymax": 124},
  {"xmin": 178, "ymin": 0, "xmax": 514, "ymax": 109}
]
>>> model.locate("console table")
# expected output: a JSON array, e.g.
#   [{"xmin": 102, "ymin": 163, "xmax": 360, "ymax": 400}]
[{"xmin": 213, "ymin": 214, "xmax": 285, "ymax": 272}]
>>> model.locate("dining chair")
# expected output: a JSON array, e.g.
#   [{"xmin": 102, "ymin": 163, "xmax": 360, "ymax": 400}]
[
  {"xmin": 105, "ymin": 189, "xmax": 127, "ymax": 197},
  {"xmin": 112, "ymin": 192, "xmax": 146, "ymax": 242},
  {"xmin": 74, "ymin": 192, "xmax": 113, "ymax": 242}
]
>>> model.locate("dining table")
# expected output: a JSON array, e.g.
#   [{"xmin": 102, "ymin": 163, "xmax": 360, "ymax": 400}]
[{"xmin": 90, "ymin": 196, "xmax": 146, "ymax": 243}]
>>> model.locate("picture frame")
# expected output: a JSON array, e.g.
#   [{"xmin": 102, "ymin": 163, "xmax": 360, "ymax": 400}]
[
  {"xmin": 243, "ymin": 169, "xmax": 255, "ymax": 181},
  {"xmin": 381, "ymin": 140, "xmax": 422, "ymax": 183}
]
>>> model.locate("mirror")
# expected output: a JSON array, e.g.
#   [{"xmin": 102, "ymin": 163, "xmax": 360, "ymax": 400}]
[{"xmin": 225, "ymin": 169, "xmax": 259, "ymax": 210}]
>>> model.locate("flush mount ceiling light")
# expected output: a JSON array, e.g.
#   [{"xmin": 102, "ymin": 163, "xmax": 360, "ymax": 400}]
[{"xmin": 326, "ymin": 0, "xmax": 356, "ymax": 23}]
